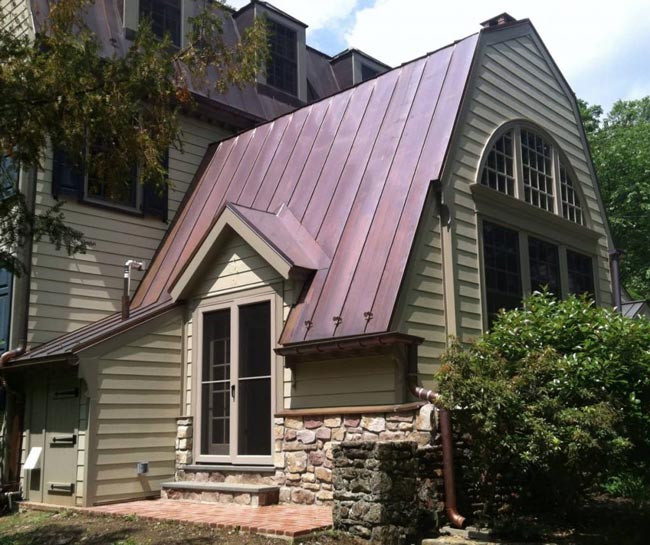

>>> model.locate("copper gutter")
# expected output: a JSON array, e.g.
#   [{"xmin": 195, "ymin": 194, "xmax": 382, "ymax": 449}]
[{"xmin": 0, "ymin": 346, "xmax": 25, "ymax": 492}]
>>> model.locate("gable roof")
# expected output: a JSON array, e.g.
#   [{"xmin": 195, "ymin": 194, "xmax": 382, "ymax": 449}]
[
  {"xmin": 133, "ymin": 32, "xmax": 479, "ymax": 344},
  {"xmin": 13, "ymin": 29, "xmax": 479, "ymax": 364},
  {"xmin": 171, "ymin": 202, "xmax": 330, "ymax": 299}
]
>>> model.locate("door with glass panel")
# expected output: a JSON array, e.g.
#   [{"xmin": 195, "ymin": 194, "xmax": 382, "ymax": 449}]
[{"xmin": 200, "ymin": 300, "xmax": 273, "ymax": 464}]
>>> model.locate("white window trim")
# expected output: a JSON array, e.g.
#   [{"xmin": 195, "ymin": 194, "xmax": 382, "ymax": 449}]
[{"xmin": 192, "ymin": 289, "xmax": 279, "ymax": 466}]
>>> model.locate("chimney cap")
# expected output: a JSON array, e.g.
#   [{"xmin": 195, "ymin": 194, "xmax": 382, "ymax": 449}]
[{"xmin": 480, "ymin": 12, "xmax": 517, "ymax": 29}]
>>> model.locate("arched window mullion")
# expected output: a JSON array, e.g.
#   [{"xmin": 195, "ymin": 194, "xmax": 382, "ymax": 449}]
[{"xmin": 514, "ymin": 127, "xmax": 524, "ymax": 200}]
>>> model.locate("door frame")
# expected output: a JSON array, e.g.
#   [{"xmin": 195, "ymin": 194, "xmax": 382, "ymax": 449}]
[{"xmin": 192, "ymin": 288, "xmax": 278, "ymax": 465}]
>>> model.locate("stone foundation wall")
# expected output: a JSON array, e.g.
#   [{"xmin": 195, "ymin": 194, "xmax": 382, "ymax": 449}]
[
  {"xmin": 272, "ymin": 404, "xmax": 434, "ymax": 505},
  {"xmin": 175, "ymin": 416, "xmax": 193, "ymax": 466},
  {"xmin": 173, "ymin": 404, "xmax": 438, "ymax": 507},
  {"xmin": 333, "ymin": 441, "xmax": 419, "ymax": 544}
]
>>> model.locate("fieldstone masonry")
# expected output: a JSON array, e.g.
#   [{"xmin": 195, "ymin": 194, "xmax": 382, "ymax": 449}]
[
  {"xmin": 333, "ymin": 441, "xmax": 419, "ymax": 544},
  {"xmin": 272, "ymin": 405, "xmax": 433, "ymax": 505},
  {"xmin": 173, "ymin": 405, "xmax": 438, "ymax": 507},
  {"xmin": 175, "ymin": 416, "xmax": 193, "ymax": 466}
]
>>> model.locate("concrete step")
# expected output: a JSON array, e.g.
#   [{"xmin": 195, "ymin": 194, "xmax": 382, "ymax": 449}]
[{"xmin": 161, "ymin": 481, "xmax": 279, "ymax": 507}]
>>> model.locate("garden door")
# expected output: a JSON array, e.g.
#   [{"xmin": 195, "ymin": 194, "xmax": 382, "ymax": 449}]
[{"xmin": 199, "ymin": 299, "xmax": 273, "ymax": 465}]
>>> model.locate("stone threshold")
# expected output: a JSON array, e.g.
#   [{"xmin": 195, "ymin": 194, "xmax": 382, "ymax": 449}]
[
  {"xmin": 162, "ymin": 482, "xmax": 279, "ymax": 494},
  {"xmin": 180, "ymin": 464, "xmax": 275, "ymax": 474}
]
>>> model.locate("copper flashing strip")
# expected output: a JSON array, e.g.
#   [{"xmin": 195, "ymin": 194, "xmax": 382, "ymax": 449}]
[
  {"xmin": 275, "ymin": 401, "xmax": 425, "ymax": 418},
  {"xmin": 275, "ymin": 331, "xmax": 423, "ymax": 357},
  {"xmin": 14, "ymin": 301, "xmax": 180, "ymax": 364}
]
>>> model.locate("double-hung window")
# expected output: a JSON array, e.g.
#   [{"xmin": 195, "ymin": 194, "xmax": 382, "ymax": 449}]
[
  {"xmin": 139, "ymin": 0, "xmax": 182, "ymax": 46},
  {"xmin": 266, "ymin": 19, "xmax": 298, "ymax": 96},
  {"xmin": 52, "ymin": 147, "xmax": 168, "ymax": 221}
]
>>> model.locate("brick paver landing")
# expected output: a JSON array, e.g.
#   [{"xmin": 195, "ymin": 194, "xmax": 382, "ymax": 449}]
[{"xmin": 89, "ymin": 499, "xmax": 333, "ymax": 538}]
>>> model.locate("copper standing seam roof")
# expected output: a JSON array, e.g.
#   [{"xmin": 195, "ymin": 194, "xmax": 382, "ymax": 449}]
[
  {"xmin": 14, "ymin": 31, "xmax": 478, "ymax": 363},
  {"xmin": 132, "ymin": 33, "xmax": 479, "ymax": 340}
]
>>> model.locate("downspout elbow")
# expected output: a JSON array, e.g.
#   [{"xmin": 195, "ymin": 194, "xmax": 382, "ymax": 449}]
[{"xmin": 408, "ymin": 376, "xmax": 466, "ymax": 529}]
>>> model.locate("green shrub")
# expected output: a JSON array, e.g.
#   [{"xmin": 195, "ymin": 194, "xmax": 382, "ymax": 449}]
[{"xmin": 437, "ymin": 292, "xmax": 650, "ymax": 521}]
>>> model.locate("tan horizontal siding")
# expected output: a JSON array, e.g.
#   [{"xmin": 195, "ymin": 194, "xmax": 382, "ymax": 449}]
[
  {"xmin": 28, "ymin": 116, "xmax": 231, "ymax": 348},
  {"xmin": 288, "ymin": 355, "xmax": 398, "ymax": 410},
  {"xmin": 85, "ymin": 314, "xmax": 182, "ymax": 506},
  {"xmin": 392, "ymin": 197, "xmax": 447, "ymax": 379}
]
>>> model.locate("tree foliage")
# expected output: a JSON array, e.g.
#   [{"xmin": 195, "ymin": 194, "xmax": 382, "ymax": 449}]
[
  {"xmin": 579, "ymin": 97, "xmax": 650, "ymax": 299},
  {"xmin": 0, "ymin": 0, "xmax": 267, "ymax": 274},
  {"xmin": 438, "ymin": 292, "xmax": 650, "ymax": 522}
]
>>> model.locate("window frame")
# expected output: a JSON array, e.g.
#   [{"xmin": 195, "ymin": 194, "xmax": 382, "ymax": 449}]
[
  {"xmin": 265, "ymin": 17, "xmax": 299, "ymax": 97},
  {"xmin": 192, "ymin": 288, "xmax": 279, "ymax": 466},
  {"xmin": 138, "ymin": 0, "xmax": 182, "ymax": 47},
  {"xmin": 52, "ymin": 147, "xmax": 169, "ymax": 221},
  {"xmin": 477, "ymin": 214, "xmax": 600, "ymax": 329},
  {"xmin": 477, "ymin": 121, "xmax": 590, "ymax": 227}
]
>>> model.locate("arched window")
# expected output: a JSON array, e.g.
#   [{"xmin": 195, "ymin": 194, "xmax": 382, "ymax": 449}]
[
  {"xmin": 479, "ymin": 125, "xmax": 585, "ymax": 225},
  {"xmin": 476, "ymin": 123, "xmax": 598, "ymax": 326}
]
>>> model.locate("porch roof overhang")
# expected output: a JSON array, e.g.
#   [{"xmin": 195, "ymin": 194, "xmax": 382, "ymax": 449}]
[
  {"xmin": 169, "ymin": 202, "xmax": 331, "ymax": 301},
  {"xmin": 275, "ymin": 331, "xmax": 423, "ymax": 364}
]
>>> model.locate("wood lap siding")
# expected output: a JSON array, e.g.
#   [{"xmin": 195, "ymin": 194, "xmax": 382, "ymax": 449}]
[
  {"xmin": 192, "ymin": 233, "xmax": 283, "ymax": 299},
  {"xmin": 287, "ymin": 356, "xmax": 398, "ymax": 409},
  {"xmin": 28, "ymin": 117, "xmax": 231, "ymax": 347},
  {"xmin": 88, "ymin": 315, "xmax": 182, "ymax": 505},
  {"xmin": 449, "ymin": 32, "xmax": 612, "ymax": 342},
  {"xmin": 393, "ymin": 201, "xmax": 446, "ymax": 387}
]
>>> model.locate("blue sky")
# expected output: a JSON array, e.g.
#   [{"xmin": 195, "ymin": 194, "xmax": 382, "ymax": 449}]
[{"xmin": 228, "ymin": 0, "xmax": 650, "ymax": 113}]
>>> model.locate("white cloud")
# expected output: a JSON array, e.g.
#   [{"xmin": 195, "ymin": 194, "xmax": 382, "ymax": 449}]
[
  {"xmin": 343, "ymin": 0, "xmax": 650, "ymax": 109},
  {"xmin": 225, "ymin": 1, "xmax": 650, "ymax": 109}
]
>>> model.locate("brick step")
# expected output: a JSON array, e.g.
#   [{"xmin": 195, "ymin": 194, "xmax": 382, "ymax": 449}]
[{"xmin": 161, "ymin": 481, "xmax": 279, "ymax": 507}]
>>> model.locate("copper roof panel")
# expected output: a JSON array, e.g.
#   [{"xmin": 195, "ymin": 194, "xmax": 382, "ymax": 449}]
[
  {"xmin": 131, "ymin": 33, "xmax": 479, "ymax": 346},
  {"xmin": 20, "ymin": 29, "xmax": 479, "ymax": 359}
]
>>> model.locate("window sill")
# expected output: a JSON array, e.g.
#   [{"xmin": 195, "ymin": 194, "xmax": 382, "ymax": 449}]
[
  {"xmin": 56, "ymin": 193, "xmax": 166, "ymax": 223},
  {"xmin": 471, "ymin": 184, "xmax": 601, "ymax": 250}
]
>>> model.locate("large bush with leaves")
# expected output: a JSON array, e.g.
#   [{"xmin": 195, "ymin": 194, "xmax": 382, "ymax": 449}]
[{"xmin": 438, "ymin": 292, "xmax": 650, "ymax": 520}]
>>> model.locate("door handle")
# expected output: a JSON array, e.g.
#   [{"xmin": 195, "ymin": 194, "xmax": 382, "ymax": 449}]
[{"xmin": 231, "ymin": 384, "xmax": 236, "ymax": 400}]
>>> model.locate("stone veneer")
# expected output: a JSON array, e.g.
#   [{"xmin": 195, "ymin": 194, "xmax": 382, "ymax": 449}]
[{"xmin": 174, "ymin": 405, "xmax": 435, "ymax": 505}]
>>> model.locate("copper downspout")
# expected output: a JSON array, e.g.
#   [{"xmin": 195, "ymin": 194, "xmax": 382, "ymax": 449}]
[
  {"xmin": 410, "ymin": 383, "xmax": 466, "ymax": 529},
  {"xmin": 0, "ymin": 346, "xmax": 26, "ymax": 491}
]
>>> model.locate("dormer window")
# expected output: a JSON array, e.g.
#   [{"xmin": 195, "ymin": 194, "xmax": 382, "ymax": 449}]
[
  {"xmin": 361, "ymin": 64, "xmax": 380, "ymax": 82},
  {"xmin": 267, "ymin": 19, "xmax": 298, "ymax": 96},
  {"xmin": 139, "ymin": 0, "xmax": 182, "ymax": 46},
  {"xmin": 479, "ymin": 124, "xmax": 585, "ymax": 225}
]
